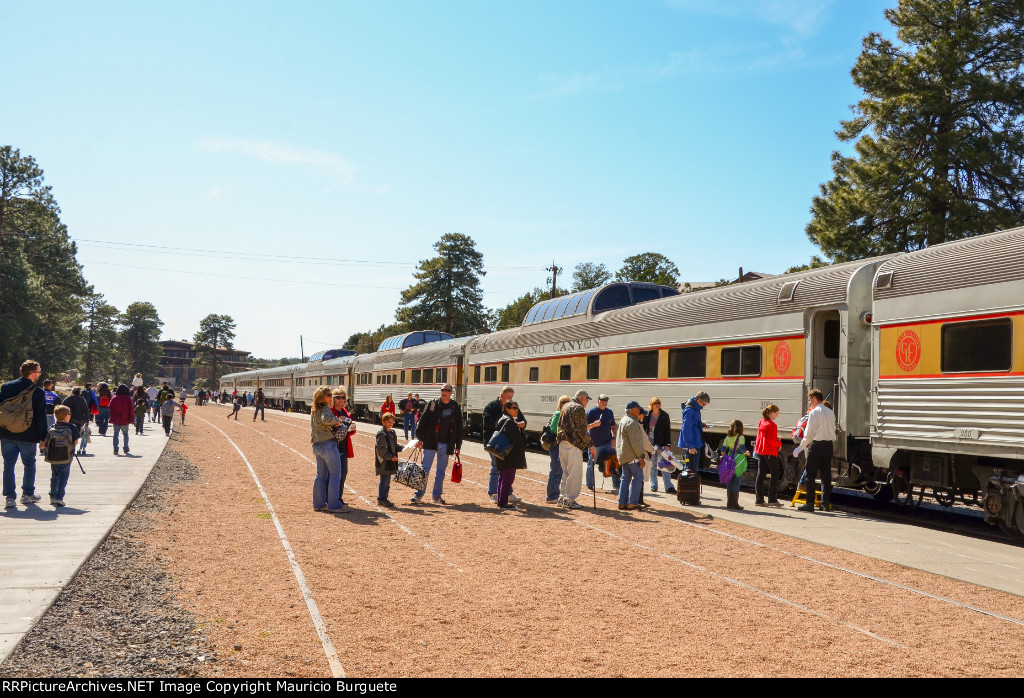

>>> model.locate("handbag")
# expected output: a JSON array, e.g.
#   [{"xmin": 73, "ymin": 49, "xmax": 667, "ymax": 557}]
[
  {"xmin": 394, "ymin": 448, "xmax": 428, "ymax": 490},
  {"xmin": 718, "ymin": 437, "xmax": 740, "ymax": 485},
  {"xmin": 540, "ymin": 425, "xmax": 556, "ymax": 451},
  {"xmin": 451, "ymin": 454, "xmax": 463, "ymax": 483},
  {"xmin": 484, "ymin": 422, "xmax": 513, "ymax": 459},
  {"xmin": 601, "ymin": 450, "xmax": 620, "ymax": 477}
]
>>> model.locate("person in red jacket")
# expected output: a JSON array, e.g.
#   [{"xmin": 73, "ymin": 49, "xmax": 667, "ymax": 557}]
[
  {"xmin": 753, "ymin": 404, "xmax": 783, "ymax": 507},
  {"xmin": 108, "ymin": 384, "xmax": 136, "ymax": 456}
]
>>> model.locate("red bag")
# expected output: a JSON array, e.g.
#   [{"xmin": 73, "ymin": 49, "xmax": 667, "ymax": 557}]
[
  {"xmin": 90, "ymin": 405, "xmax": 99, "ymax": 416},
  {"xmin": 450, "ymin": 455, "xmax": 462, "ymax": 483}
]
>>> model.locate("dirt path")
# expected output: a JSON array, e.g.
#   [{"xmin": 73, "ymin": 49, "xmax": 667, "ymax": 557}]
[{"xmin": 138, "ymin": 406, "xmax": 1024, "ymax": 677}]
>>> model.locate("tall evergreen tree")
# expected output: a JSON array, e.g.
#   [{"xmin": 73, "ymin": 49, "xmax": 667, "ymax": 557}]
[
  {"xmin": 80, "ymin": 291, "xmax": 119, "ymax": 382},
  {"xmin": 571, "ymin": 262, "xmax": 612, "ymax": 292},
  {"xmin": 808, "ymin": 0, "xmax": 1024, "ymax": 260},
  {"xmin": 0, "ymin": 146, "xmax": 88, "ymax": 377},
  {"xmin": 192, "ymin": 314, "xmax": 236, "ymax": 384},
  {"xmin": 117, "ymin": 302, "xmax": 164, "ymax": 382},
  {"xmin": 396, "ymin": 233, "xmax": 489, "ymax": 336},
  {"xmin": 615, "ymin": 253, "xmax": 680, "ymax": 286}
]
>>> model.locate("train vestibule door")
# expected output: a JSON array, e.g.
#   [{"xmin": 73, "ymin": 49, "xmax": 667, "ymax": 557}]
[{"xmin": 808, "ymin": 309, "xmax": 841, "ymax": 418}]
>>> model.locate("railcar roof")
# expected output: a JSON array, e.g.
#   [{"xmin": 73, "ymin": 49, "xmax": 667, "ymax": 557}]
[
  {"xmin": 522, "ymin": 282, "xmax": 679, "ymax": 327},
  {"xmin": 377, "ymin": 330, "xmax": 454, "ymax": 351}
]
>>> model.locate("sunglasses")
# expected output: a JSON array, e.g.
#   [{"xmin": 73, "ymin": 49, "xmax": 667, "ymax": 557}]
[{"xmin": 441, "ymin": 388, "xmax": 452, "ymax": 393}]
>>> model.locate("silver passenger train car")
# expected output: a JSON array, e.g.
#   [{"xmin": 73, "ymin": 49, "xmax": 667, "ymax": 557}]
[{"xmin": 221, "ymin": 228, "xmax": 1024, "ymax": 537}]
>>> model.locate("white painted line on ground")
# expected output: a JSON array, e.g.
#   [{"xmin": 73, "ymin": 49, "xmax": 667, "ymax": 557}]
[
  {"xmin": 451, "ymin": 470, "xmax": 905, "ymax": 648},
  {"xmin": 195, "ymin": 416, "xmax": 346, "ymax": 678},
  {"xmin": 229, "ymin": 421, "xmax": 464, "ymax": 574}
]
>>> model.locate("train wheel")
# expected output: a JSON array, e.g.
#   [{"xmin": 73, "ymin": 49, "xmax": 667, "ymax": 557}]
[
  {"xmin": 892, "ymin": 475, "xmax": 913, "ymax": 506},
  {"xmin": 933, "ymin": 487, "xmax": 956, "ymax": 507}
]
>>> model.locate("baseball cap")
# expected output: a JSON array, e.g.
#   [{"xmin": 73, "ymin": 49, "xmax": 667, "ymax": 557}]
[
  {"xmin": 442, "ymin": 383, "xmax": 454, "ymax": 391},
  {"xmin": 573, "ymin": 390, "xmax": 590, "ymax": 400},
  {"xmin": 599, "ymin": 394, "xmax": 610, "ymax": 401},
  {"xmin": 625, "ymin": 400, "xmax": 642, "ymax": 411}
]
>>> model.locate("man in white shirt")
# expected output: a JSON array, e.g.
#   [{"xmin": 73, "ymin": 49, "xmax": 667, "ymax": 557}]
[{"xmin": 797, "ymin": 389, "xmax": 836, "ymax": 513}]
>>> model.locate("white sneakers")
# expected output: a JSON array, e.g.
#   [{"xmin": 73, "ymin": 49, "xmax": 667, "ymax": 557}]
[
  {"xmin": 509, "ymin": 494, "xmax": 523, "ymax": 504},
  {"xmin": 489, "ymin": 494, "xmax": 498, "ymax": 503}
]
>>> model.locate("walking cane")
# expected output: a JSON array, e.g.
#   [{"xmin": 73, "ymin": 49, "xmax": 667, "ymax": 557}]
[{"xmin": 74, "ymin": 453, "xmax": 86, "ymax": 475}]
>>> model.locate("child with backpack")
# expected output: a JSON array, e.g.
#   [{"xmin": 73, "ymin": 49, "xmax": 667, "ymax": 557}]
[
  {"xmin": 134, "ymin": 397, "xmax": 147, "ymax": 435},
  {"xmin": 44, "ymin": 405, "xmax": 80, "ymax": 507},
  {"xmin": 717, "ymin": 419, "xmax": 749, "ymax": 511},
  {"xmin": 227, "ymin": 396, "xmax": 241, "ymax": 420}
]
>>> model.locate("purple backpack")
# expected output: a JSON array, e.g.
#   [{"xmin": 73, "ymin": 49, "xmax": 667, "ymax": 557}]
[{"xmin": 718, "ymin": 438, "xmax": 740, "ymax": 485}]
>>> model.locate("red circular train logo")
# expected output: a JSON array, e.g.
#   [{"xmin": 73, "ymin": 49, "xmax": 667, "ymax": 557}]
[
  {"xmin": 896, "ymin": 330, "xmax": 922, "ymax": 371},
  {"xmin": 773, "ymin": 341, "xmax": 791, "ymax": 374}
]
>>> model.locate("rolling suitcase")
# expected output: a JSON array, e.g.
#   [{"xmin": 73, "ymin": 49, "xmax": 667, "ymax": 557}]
[{"xmin": 676, "ymin": 451, "xmax": 701, "ymax": 505}]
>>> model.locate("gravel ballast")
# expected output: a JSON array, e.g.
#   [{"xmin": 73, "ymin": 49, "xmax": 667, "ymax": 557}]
[{"xmin": 0, "ymin": 448, "xmax": 219, "ymax": 678}]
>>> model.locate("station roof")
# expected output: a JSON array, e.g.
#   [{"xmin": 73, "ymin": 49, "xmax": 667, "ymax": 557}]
[
  {"xmin": 377, "ymin": 330, "xmax": 454, "ymax": 352},
  {"xmin": 522, "ymin": 282, "xmax": 680, "ymax": 327}
]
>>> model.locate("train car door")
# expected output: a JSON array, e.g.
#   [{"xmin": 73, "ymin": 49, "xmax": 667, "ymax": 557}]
[{"xmin": 809, "ymin": 309, "xmax": 841, "ymax": 408}]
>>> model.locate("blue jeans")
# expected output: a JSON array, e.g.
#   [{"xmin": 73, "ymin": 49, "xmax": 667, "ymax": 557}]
[
  {"xmin": 337, "ymin": 450, "xmax": 348, "ymax": 502},
  {"xmin": 378, "ymin": 472, "xmax": 392, "ymax": 502},
  {"xmin": 416, "ymin": 443, "xmax": 448, "ymax": 500},
  {"xmin": 618, "ymin": 460, "xmax": 643, "ymax": 506},
  {"xmin": 112, "ymin": 425, "xmax": 130, "ymax": 452},
  {"xmin": 312, "ymin": 441, "xmax": 343, "ymax": 511},
  {"xmin": 46, "ymin": 414, "xmax": 55, "ymax": 429},
  {"xmin": 402, "ymin": 413, "xmax": 415, "ymax": 441},
  {"xmin": 49, "ymin": 464, "xmax": 71, "ymax": 500},
  {"xmin": 96, "ymin": 407, "xmax": 110, "ymax": 435},
  {"xmin": 2, "ymin": 439, "xmax": 38, "ymax": 497},
  {"xmin": 650, "ymin": 457, "xmax": 673, "ymax": 490},
  {"xmin": 546, "ymin": 445, "xmax": 562, "ymax": 501},
  {"xmin": 727, "ymin": 468, "xmax": 742, "ymax": 493},
  {"xmin": 586, "ymin": 443, "xmax": 617, "ymax": 489},
  {"xmin": 253, "ymin": 405, "xmax": 265, "ymax": 420}
]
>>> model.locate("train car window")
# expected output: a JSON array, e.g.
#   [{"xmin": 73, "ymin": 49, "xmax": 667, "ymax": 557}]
[
  {"xmin": 626, "ymin": 350, "xmax": 659, "ymax": 379},
  {"xmin": 437, "ymin": 368, "xmax": 448, "ymax": 384},
  {"xmin": 824, "ymin": 319, "xmax": 840, "ymax": 359},
  {"xmin": 559, "ymin": 364, "xmax": 571, "ymax": 381},
  {"xmin": 401, "ymin": 371, "xmax": 405, "ymax": 383},
  {"xmin": 941, "ymin": 318, "xmax": 1012, "ymax": 373},
  {"xmin": 411, "ymin": 369, "xmax": 421, "ymax": 384},
  {"xmin": 551, "ymin": 296, "xmax": 573, "ymax": 320},
  {"xmin": 631, "ymin": 286, "xmax": 660, "ymax": 304},
  {"xmin": 422, "ymin": 368, "xmax": 434, "ymax": 384},
  {"xmin": 501, "ymin": 363, "xmax": 510, "ymax": 382},
  {"xmin": 406, "ymin": 332, "xmax": 425, "ymax": 347},
  {"xmin": 593, "ymin": 285, "xmax": 632, "ymax": 313},
  {"xmin": 326, "ymin": 376, "xmax": 333, "ymax": 385},
  {"xmin": 574, "ymin": 289, "xmax": 599, "ymax": 316},
  {"xmin": 473, "ymin": 366, "xmax": 481, "ymax": 383},
  {"xmin": 529, "ymin": 367, "xmax": 539, "ymax": 382},
  {"xmin": 484, "ymin": 366, "xmax": 497, "ymax": 382},
  {"xmin": 660, "ymin": 287, "xmax": 680, "ymax": 298},
  {"xmin": 668, "ymin": 346, "xmax": 706, "ymax": 378},
  {"xmin": 524, "ymin": 304, "xmax": 542, "ymax": 325},
  {"xmin": 721, "ymin": 346, "xmax": 762, "ymax": 377},
  {"xmin": 587, "ymin": 354, "xmax": 600, "ymax": 380},
  {"xmin": 541, "ymin": 300, "xmax": 560, "ymax": 322},
  {"xmin": 778, "ymin": 281, "xmax": 799, "ymax": 304}
]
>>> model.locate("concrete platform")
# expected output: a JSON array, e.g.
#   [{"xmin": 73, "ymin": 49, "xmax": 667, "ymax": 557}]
[
  {"xmin": 265, "ymin": 409, "xmax": 1024, "ymax": 597},
  {"xmin": 0, "ymin": 420, "xmax": 171, "ymax": 663}
]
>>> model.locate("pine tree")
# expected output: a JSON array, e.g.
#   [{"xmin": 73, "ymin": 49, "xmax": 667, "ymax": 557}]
[
  {"xmin": 396, "ymin": 233, "xmax": 489, "ymax": 336},
  {"xmin": 492, "ymin": 286, "xmax": 568, "ymax": 331},
  {"xmin": 808, "ymin": 0, "xmax": 1024, "ymax": 260},
  {"xmin": 0, "ymin": 146, "xmax": 89, "ymax": 377},
  {"xmin": 80, "ymin": 291, "xmax": 119, "ymax": 383},
  {"xmin": 192, "ymin": 314, "xmax": 236, "ymax": 384},
  {"xmin": 117, "ymin": 302, "xmax": 164, "ymax": 382}
]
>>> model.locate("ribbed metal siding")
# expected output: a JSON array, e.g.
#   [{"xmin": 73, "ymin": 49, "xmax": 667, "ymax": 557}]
[
  {"xmin": 876, "ymin": 377, "xmax": 1024, "ymax": 447},
  {"xmin": 874, "ymin": 227, "xmax": 1024, "ymax": 301},
  {"xmin": 477, "ymin": 260, "xmax": 874, "ymax": 352}
]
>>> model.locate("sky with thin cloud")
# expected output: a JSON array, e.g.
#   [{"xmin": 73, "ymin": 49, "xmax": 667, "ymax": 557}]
[{"xmin": 4, "ymin": 0, "xmax": 892, "ymax": 359}]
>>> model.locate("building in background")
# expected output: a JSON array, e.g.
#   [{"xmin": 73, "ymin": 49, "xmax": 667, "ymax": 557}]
[{"xmin": 157, "ymin": 339, "xmax": 250, "ymax": 387}]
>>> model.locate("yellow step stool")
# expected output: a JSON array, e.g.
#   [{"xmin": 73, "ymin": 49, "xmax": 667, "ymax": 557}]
[{"xmin": 791, "ymin": 486, "xmax": 825, "ymax": 509}]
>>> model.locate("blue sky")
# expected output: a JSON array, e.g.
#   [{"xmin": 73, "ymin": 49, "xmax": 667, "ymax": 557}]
[{"xmin": 4, "ymin": 0, "xmax": 893, "ymax": 359}]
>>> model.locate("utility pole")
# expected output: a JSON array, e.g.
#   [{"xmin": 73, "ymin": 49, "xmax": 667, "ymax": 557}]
[
  {"xmin": 545, "ymin": 261, "xmax": 562, "ymax": 298},
  {"xmin": 300, "ymin": 335, "xmax": 305, "ymax": 362}
]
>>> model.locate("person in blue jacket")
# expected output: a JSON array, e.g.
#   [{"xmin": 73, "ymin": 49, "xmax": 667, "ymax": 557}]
[{"xmin": 678, "ymin": 391, "xmax": 710, "ymax": 474}]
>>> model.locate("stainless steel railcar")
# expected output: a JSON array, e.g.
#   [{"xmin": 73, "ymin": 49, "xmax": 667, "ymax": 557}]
[{"xmin": 220, "ymin": 228, "xmax": 1024, "ymax": 537}]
